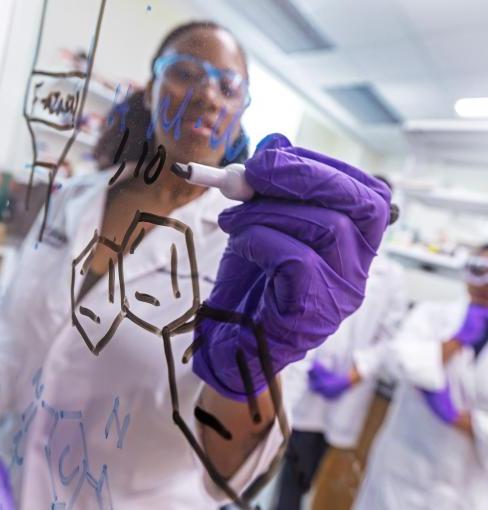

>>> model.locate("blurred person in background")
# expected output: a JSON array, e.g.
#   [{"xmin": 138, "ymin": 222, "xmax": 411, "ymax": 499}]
[
  {"xmin": 273, "ymin": 247, "xmax": 407, "ymax": 510},
  {"xmin": 353, "ymin": 244, "xmax": 488, "ymax": 510}
]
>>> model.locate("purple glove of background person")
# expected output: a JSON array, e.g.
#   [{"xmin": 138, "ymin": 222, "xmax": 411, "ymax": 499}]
[
  {"xmin": 308, "ymin": 361, "xmax": 352, "ymax": 400},
  {"xmin": 454, "ymin": 303, "xmax": 488, "ymax": 346},
  {"xmin": 192, "ymin": 133, "xmax": 391, "ymax": 401},
  {"xmin": 0, "ymin": 459, "xmax": 15, "ymax": 510},
  {"xmin": 421, "ymin": 385, "xmax": 460, "ymax": 425}
]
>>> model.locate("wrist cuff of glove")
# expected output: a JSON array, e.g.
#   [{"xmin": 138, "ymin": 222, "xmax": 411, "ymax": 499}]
[
  {"xmin": 192, "ymin": 314, "xmax": 271, "ymax": 402},
  {"xmin": 422, "ymin": 388, "xmax": 460, "ymax": 425},
  {"xmin": 193, "ymin": 350, "xmax": 269, "ymax": 403}
]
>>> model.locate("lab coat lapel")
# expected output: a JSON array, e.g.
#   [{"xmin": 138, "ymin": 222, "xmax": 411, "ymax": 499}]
[
  {"xmin": 65, "ymin": 173, "xmax": 109, "ymax": 260},
  {"xmin": 67, "ymin": 178, "xmax": 233, "ymax": 296},
  {"xmin": 120, "ymin": 188, "xmax": 230, "ymax": 286}
]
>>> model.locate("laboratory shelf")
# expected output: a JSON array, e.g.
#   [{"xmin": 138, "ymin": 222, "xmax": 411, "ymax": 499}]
[
  {"xmin": 47, "ymin": 77, "xmax": 116, "ymax": 104},
  {"xmin": 384, "ymin": 243, "xmax": 465, "ymax": 278},
  {"xmin": 400, "ymin": 187, "xmax": 488, "ymax": 215},
  {"xmin": 36, "ymin": 124, "xmax": 98, "ymax": 148},
  {"xmin": 85, "ymin": 79, "xmax": 117, "ymax": 103}
]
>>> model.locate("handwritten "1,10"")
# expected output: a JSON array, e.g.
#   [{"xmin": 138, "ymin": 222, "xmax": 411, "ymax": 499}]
[{"xmin": 108, "ymin": 128, "xmax": 166, "ymax": 186}]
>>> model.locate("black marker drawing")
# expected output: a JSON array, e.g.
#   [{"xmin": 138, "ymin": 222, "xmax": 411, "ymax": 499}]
[
  {"xmin": 23, "ymin": 0, "xmax": 107, "ymax": 243},
  {"xmin": 194, "ymin": 406, "xmax": 233, "ymax": 441},
  {"xmin": 70, "ymin": 213, "xmax": 290, "ymax": 510},
  {"xmin": 31, "ymin": 81, "xmax": 80, "ymax": 123},
  {"xmin": 170, "ymin": 242, "xmax": 181, "ymax": 299},
  {"xmin": 178, "ymin": 303, "xmax": 290, "ymax": 509},
  {"xmin": 108, "ymin": 128, "xmax": 166, "ymax": 186},
  {"xmin": 70, "ymin": 211, "xmax": 199, "ymax": 354}
]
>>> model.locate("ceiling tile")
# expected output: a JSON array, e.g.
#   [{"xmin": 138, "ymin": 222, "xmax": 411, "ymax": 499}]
[
  {"xmin": 346, "ymin": 38, "xmax": 433, "ymax": 81},
  {"xmin": 357, "ymin": 126, "xmax": 410, "ymax": 155},
  {"xmin": 440, "ymin": 74, "xmax": 488, "ymax": 108},
  {"xmin": 393, "ymin": 0, "xmax": 488, "ymax": 35},
  {"xmin": 305, "ymin": 0, "xmax": 410, "ymax": 47},
  {"xmin": 375, "ymin": 79, "xmax": 452, "ymax": 120},
  {"xmin": 422, "ymin": 29, "xmax": 488, "ymax": 75},
  {"xmin": 290, "ymin": 50, "xmax": 363, "ymax": 86}
]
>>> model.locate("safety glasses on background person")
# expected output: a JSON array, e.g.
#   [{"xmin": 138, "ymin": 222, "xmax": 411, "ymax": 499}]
[
  {"xmin": 465, "ymin": 255, "xmax": 488, "ymax": 286},
  {"xmin": 153, "ymin": 53, "xmax": 250, "ymax": 108}
]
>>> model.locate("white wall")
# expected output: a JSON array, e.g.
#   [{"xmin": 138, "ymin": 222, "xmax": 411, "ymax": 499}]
[
  {"xmin": 0, "ymin": 0, "xmax": 44, "ymax": 172},
  {"xmin": 295, "ymin": 110, "xmax": 387, "ymax": 173},
  {"xmin": 0, "ymin": 0, "xmax": 201, "ymax": 174},
  {"xmin": 0, "ymin": 0, "xmax": 15, "ymax": 80},
  {"xmin": 242, "ymin": 60, "xmax": 304, "ymax": 151}
]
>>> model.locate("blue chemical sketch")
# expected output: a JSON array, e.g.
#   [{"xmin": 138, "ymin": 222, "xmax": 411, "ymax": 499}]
[
  {"xmin": 8, "ymin": 369, "xmax": 44, "ymax": 470},
  {"xmin": 107, "ymin": 81, "xmax": 249, "ymax": 169},
  {"xmin": 8, "ymin": 369, "xmax": 130, "ymax": 510}
]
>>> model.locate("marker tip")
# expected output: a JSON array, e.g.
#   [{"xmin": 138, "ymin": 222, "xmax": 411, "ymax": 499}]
[{"xmin": 170, "ymin": 163, "xmax": 191, "ymax": 179}]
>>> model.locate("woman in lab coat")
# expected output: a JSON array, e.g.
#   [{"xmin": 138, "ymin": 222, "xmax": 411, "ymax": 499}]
[
  {"xmin": 0, "ymin": 20, "xmax": 392, "ymax": 510},
  {"xmin": 353, "ymin": 246, "xmax": 488, "ymax": 510},
  {"xmin": 0, "ymin": 21, "xmax": 270, "ymax": 509}
]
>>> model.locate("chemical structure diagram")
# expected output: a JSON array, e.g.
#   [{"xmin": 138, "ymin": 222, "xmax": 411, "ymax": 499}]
[
  {"xmin": 70, "ymin": 210, "xmax": 199, "ymax": 355},
  {"xmin": 70, "ymin": 211, "xmax": 289, "ymax": 510},
  {"xmin": 8, "ymin": 369, "xmax": 130, "ymax": 510}
]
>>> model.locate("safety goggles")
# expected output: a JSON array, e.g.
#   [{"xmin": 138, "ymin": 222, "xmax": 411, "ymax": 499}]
[
  {"xmin": 464, "ymin": 255, "xmax": 488, "ymax": 286},
  {"xmin": 153, "ymin": 53, "xmax": 250, "ymax": 107}
]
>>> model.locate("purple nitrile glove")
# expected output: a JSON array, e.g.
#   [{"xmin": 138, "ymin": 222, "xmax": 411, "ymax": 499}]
[
  {"xmin": 421, "ymin": 385, "xmax": 460, "ymax": 425},
  {"xmin": 0, "ymin": 459, "xmax": 15, "ymax": 510},
  {"xmin": 454, "ymin": 303, "xmax": 488, "ymax": 346},
  {"xmin": 192, "ymin": 133, "xmax": 391, "ymax": 401},
  {"xmin": 308, "ymin": 361, "xmax": 352, "ymax": 400}
]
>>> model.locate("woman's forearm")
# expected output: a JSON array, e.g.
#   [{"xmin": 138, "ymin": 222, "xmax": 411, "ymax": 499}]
[{"xmin": 198, "ymin": 383, "xmax": 277, "ymax": 479}]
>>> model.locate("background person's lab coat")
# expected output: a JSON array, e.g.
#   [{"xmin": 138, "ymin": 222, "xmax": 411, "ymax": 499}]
[
  {"xmin": 286, "ymin": 256, "xmax": 406, "ymax": 448},
  {"xmin": 353, "ymin": 299, "xmax": 488, "ymax": 510},
  {"xmin": 0, "ymin": 171, "xmax": 284, "ymax": 509}
]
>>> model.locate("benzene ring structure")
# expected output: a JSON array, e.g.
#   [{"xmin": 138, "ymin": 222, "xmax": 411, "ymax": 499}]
[{"xmin": 71, "ymin": 210, "xmax": 200, "ymax": 355}]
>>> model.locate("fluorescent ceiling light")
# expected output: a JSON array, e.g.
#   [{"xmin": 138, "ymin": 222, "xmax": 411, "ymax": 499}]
[{"xmin": 455, "ymin": 97, "xmax": 488, "ymax": 118}]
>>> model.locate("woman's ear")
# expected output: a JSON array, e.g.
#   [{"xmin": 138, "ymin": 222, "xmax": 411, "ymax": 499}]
[{"xmin": 143, "ymin": 80, "xmax": 153, "ymax": 111}]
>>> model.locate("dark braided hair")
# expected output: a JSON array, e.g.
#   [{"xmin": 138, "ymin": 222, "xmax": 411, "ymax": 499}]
[{"xmin": 94, "ymin": 21, "xmax": 249, "ymax": 170}]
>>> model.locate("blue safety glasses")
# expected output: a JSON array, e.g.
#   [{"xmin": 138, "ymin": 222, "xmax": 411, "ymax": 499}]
[{"xmin": 153, "ymin": 53, "xmax": 250, "ymax": 108}]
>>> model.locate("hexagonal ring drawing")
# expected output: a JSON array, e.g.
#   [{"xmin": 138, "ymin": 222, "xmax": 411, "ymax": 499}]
[{"xmin": 70, "ymin": 210, "xmax": 200, "ymax": 355}]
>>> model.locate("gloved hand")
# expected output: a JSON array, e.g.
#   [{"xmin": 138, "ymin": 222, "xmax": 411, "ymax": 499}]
[
  {"xmin": 0, "ymin": 458, "xmax": 15, "ymax": 510},
  {"xmin": 454, "ymin": 303, "xmax": 488, "ymax": 346},
  {"xmin": 421, "ymin": 385, "xmax": 460, "ymax": 425},
  {"xmin": 308, "ymin": 361, "xmax": 352, "ymax": 400},
  {"xmin": 192, "ymin": 133, "xmax": 391, "ymax": 401}
]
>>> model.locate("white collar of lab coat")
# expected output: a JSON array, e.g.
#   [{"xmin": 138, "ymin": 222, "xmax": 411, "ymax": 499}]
[{"xmin": 64, "ymin": 166, "xmax": 236, "ymax": 286}]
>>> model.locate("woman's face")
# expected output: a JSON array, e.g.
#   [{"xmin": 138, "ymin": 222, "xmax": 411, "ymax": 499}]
[
  {"xmin": 468, "ymin": 249, "xmax": 488, "ymax": 307},
  {"xmin": 148, "ymin": 27, "xmax": 248, "ymax": 166}
]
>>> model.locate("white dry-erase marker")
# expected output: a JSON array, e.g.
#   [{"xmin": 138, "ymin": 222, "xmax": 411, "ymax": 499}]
[
  {"xmin": 171, "ymin": 161, "xmax": 401, "ymax": 224},
  {"xmin": 171, "ymin": 162, "xmax": 254, "ymax": 201}
]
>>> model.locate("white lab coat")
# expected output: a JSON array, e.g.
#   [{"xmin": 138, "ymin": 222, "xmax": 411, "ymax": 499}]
[
  {"xmin": 354, "ymin": 299, "xmax": 488, "ymax": 510},
  {"xmin": 286, "ymin": 256, "xmax": 406, "ymax": 448},
  {"xmin": 0, "ymin": 170, "xmax": 284, "ymax": 509}
]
